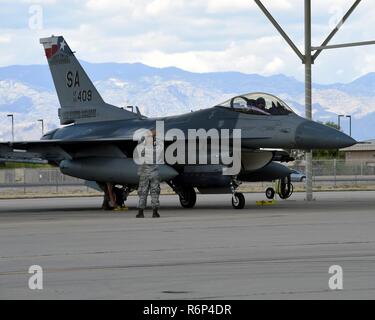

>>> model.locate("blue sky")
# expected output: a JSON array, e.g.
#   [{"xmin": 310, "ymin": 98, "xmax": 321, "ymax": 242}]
[{"xmin": 1, "ymin": 0, "xmax": 375, "ymax": 84}]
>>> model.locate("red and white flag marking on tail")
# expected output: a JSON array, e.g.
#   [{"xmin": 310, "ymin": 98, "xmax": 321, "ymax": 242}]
[
  {"xmin": 40, "ymin": 36, "xmax": 71, "ymax": 59},
  {"xmin": 40, "ymin": 36, "xmax": 59, "ymax": 59}
]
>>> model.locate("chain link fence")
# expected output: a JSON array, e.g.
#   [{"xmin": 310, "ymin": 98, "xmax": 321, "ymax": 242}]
[
  {"xmin": 290, "ymin": 159, "xmax": 375, "ymax": 185},
  {"xmin": 0, "ymin": 160, "xmax": 375, "ymax": 196},
  {"xmin": 0, "ymin": 167, "xmax": 94, "ymax": 195}
]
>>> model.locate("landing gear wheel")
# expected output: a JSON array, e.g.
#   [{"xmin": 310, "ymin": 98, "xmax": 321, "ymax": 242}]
[
  {"xmin": 179, "ymin": 187, "xmax": 197, "ymax": 208},
  {"xmin": 232, "ymin": 192, "xmax": 245, "ymax": 209},
  {"xmin": 265, "ymin": 187, "xmax": 275, "ymax": 200}
]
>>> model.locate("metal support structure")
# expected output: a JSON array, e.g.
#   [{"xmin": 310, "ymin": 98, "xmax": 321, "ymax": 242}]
[
  {"xmin": 313, "ymin": 40, "xmax": 375, "ymax": 51},
  {"xmin": 253, "ymin": 0, "xmax": 305, "ymax": 63},
  {"xmin": 304, "ymin": 0, "xmax": 313, "ymax": 201},
  {"xmin": 312, "ymin": 0, "xmax": 362, "ymax": 61},
  {"xmin": 7, "ymin": 114, "xmax": 14, "ymax": 142},
  {"xmin": 254, "ymin": 0, "xmax": 372, "ymax": 201}
]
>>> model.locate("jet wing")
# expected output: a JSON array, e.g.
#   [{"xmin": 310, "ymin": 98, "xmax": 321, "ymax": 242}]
[
  {"xmin": 0, "ymin": 137, "xmax": 137, "ymax": 147},
  {"xmin": 0, "ymin": 138, "xmax": 137, "ymax": 163},
  {"xmin": 0, "ymin": 139, "xmax": 294, "ymax": 166}
]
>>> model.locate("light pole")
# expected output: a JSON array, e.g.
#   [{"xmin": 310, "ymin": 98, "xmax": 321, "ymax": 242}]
[
  {"xmin": 304, "ymin": 0, "xmax": 313, "ymax": 201},
  {"xmin": 338, "ymin": 114, "xmax": 352, "ymax": 136},
  {"xmin": 7, "ymin": 114, "xmax": 14, "ymax": 142},
  {"xmin": 338, "ymin": 114, "xmax": 345, "ymax": 131},
  {"xmin": 254, "ymin": 0, "xmax": 372, "ymax": 201},
  {"xmin": 38, "ymin": 119, "xmax": 44, "ymax": 136},
  {"xmin": 346, "ymin": 115, "xmax": 352, "ymax": 137}
]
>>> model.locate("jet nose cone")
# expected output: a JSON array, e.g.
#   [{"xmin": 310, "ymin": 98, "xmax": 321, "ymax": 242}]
[{"xmin": 295, "ymin": 121, "xmax": 356, "ymax": 149}]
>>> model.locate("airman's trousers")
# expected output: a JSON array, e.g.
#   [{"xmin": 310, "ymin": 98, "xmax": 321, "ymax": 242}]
[{"xmin": 138, "ymin": 171, "xmax": 160, "ymax": 210}]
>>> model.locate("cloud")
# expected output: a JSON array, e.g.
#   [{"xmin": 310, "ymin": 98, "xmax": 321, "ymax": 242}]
[
  {"xmin": 145, "ymin": 0, "xmax": 184, "ymax": 16},
  {"xmin": 356, "ymin": 53, "xmax": 375, "ymax": 77},
  {"xmin": 20, "ymin": 0, "xmax": 57, "ymax": 4},
  {"xmin": 263, "ymin": 57, "xmax": 285, "ymax": 75},
  {"xmin": 85, "ymin": 0, "xmax": 134, "ymax": 12},
  {"xmin": 0, "ymin": 0, "xmax": 374, "ymax": 84},
  {"xmin": 0, "ymin": 35, "xmax": 11, "ymax": 43}
]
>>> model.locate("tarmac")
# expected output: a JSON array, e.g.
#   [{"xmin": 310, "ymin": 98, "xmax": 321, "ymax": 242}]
[{"xmin": 0, "ymin": 191, "xmax": 375, "ymax": 300}]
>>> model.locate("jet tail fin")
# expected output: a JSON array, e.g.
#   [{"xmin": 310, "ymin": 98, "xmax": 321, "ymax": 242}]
[{"xmin": 40, "ymin": 35, "xmax": 137, "ymax": 125}]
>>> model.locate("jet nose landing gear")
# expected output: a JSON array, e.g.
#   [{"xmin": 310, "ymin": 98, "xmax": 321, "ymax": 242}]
[
  {"xmin": 230, "ymin": 177, "xmax": 245, "ymax": 209},
  {"xmin": 265, "ymin": 175, "xmax": 294, "ymax": 200},
  {"xmin": 265, "ymin": 187, "xmax": 276, "ymax": 200}
]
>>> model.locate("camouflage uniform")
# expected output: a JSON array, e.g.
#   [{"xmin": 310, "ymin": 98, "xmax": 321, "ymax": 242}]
[
  {"xmin": 137, "ymin": 164, "xmax": 160, "ymax": 210},
  {"xmin": 137, "ymin": 135, "xmax": 162, "ymax": 211}
]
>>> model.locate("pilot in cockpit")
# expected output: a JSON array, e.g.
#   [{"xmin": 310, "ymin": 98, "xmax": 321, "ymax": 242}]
[
  {"xmin": 256, "ymin": 97, "xmax": 269, "ymax": 114},
  {"xmin": 256, "ymin": 97, "xmax": 267, "ymax": 112}
]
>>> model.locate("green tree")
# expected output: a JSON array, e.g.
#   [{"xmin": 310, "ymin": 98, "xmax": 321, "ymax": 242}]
[
  {"xmin": 0, "ymin": 162, "xmax": 51, "ymax": 169},
  {"xmin": 323, "ymin": 121, "xmax": 340, "ymax": 130}
]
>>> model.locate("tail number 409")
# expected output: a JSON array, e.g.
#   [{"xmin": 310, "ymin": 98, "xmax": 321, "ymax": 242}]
[{"xmin": 76, "ymin": 90, "xmax": 92, "ymax": 102}]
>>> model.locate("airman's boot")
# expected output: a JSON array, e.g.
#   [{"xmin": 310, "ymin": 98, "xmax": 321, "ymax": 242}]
[
  {"xmin": 136, "ymin": 209, "xmax": 144, "ymax": 218},
  {"xmin": 152, "ymin": 209, "xmax": 160, "ymax": 218}
]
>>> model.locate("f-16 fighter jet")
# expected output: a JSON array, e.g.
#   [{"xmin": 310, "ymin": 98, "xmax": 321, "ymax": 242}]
[{"xmin": 0, "ymin": 36, "xmax": 356, "ymax": 209}]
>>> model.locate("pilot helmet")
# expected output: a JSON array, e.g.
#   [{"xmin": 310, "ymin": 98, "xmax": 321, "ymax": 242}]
[{"xmin": 256, "ymin": 97, "xmax": 266, "ymax": 108}]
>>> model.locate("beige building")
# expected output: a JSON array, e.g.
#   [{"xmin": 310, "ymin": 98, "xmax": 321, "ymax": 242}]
[{"xmin": 342, "ymin": 140, "xmax": 375, "ymax": 162}]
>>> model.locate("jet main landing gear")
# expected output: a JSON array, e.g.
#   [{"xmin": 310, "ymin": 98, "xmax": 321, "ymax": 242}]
[
  {"xmin": 169, "ymin": 177, "xmax": 246, "ymax": 210},
  {"xmin": 232, "ymin": 192, "xmax": 245, "ymax": 209},
  {"xmin": 230, "ymin": 177, "xmax": 245, "ymax": 209},
  {"xmin": 178, "ymin": 187, "xmax": 197, "ymax": 208},
  {"xmin": 168, "ymin": 181, "xmax": 197, "ymax": 209}
]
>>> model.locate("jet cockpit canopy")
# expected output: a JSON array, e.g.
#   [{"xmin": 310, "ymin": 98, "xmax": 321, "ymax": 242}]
[{"xmin": 216, "ymin": 92, "xmax": 294, "ymax": 116}]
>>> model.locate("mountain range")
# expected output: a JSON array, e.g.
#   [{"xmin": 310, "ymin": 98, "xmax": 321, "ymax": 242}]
[{"xmin": 0, "ymin": 61, "xmax": 374, "ymax": 142}]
